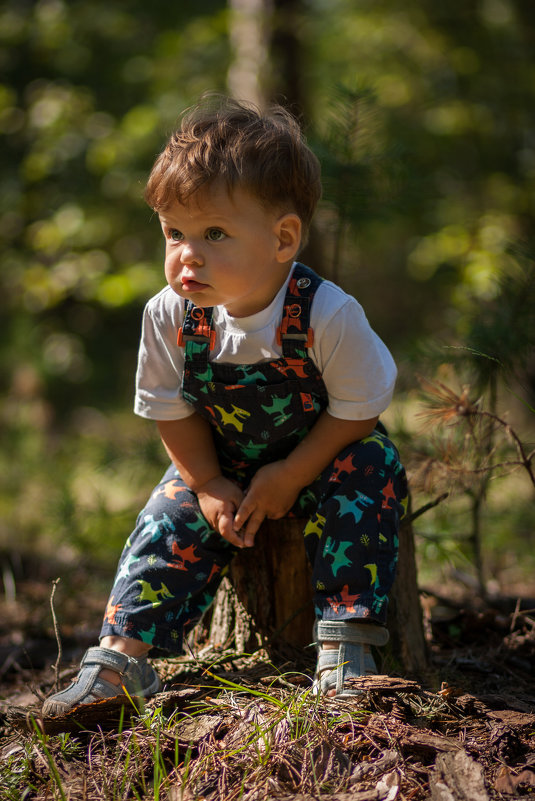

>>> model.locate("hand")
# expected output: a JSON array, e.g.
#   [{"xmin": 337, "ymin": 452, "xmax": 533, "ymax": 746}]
[
  {"xmin": 196, "ymin": 476, "xmax": 246, "ymax": 548},
  {"xmin": 233, "ymin": 461, "xmax": 303, "ymax": 547}
]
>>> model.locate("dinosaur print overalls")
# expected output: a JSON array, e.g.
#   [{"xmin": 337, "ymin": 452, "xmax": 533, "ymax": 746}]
[{"xmin": 100, "ymin": 264, "xmax": 408, "ymax": 654}]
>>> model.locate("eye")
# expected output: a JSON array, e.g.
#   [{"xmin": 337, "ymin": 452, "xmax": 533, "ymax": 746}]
[
  {"xmin": 169, "ymin": 229, "xmax": 183, "ymax": 242},
  {"xmin": 206, "ymin": 228, "xmax": 226, "ymax": 242}
]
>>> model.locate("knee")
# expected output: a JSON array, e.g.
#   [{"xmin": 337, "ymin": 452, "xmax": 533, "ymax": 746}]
[
  {"xmin": 327, "ymin": 432, "xmax": 407, "ymax": 508},
  {"xmin": 335, "ymin": 431, "xmax": 402, "ymax": 475}
]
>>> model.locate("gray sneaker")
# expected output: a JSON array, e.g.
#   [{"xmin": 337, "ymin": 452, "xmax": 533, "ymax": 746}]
[
  {"xmin": 42, "ymin": 646, "xmax": 161, "ymax": 717},
  {"xmin": 313, "ymin": 619, "xmax": 389, "ymax": 696}
]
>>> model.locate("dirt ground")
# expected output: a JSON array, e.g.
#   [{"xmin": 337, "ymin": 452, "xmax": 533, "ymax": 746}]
[{"xmin": 1, "ymin": 552, "xmax": 535, "ymax": 800}]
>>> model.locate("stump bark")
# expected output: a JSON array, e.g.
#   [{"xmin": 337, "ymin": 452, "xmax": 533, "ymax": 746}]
[
  {"xmin": 388, "ymin": 513, "xmax": 428, "ymax": 674},
  {"xmin": 206, "ymin": 513, "xmax": 428, "ymax": 675}
]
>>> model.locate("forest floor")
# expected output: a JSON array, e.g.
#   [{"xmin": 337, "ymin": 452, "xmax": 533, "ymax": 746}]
[{"xmin": 0, "ymin": 551, "xmax": 535, "ymax": 800}]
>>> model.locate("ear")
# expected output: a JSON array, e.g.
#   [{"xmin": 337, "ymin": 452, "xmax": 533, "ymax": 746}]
[{"xmin": 274, "ymin": 213, "xmax": 302, "ymax": 263}]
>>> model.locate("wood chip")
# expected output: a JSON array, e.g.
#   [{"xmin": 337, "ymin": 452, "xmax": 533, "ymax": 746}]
[
  {"xmin": 494, "ymin": 766, "xmax": 535, "ymax": 793},
  {"xmin": 366, "ymin": 716, "xmax": 463, "ymax": 754},
  {"xmin": 350, "ymin": 749, "xmax": 400, "ymax": 784},
  {"xmin": 487, "ymin": 709, "xmax": 535, "ymax": 728},
  {"xmin": 173, "ymin": 713, "xmax": 221, "ymax": 745},
  {"xmin": 429, "ymin": 750, "xmax": 490, "ymax": 801},
  {"xmin": 343, "ymin": 675, "xmax": 423, "ymax": 694}
]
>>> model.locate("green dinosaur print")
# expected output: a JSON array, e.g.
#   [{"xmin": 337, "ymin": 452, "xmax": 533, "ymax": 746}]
[
  {"xmin": 323, "ymin": 537, "xmax": 353, "ymax": 576},
  {"xmin": 297, "ymin": 487, "xmax": 318, "ymax": 511},
  {"xmin": 140, "ymin": 513, "xmax": 175, "ymax": 543},
  {"xmin": 185, "ymin": 512, "xmax": 214, "ymax": 541},
  {"xmin": 136, "ymin": 579, "xmax": 174, "ymax": 607},
  {"xmin": 362, "ymin": 432, "xmax": 398, "ymax": 467},
  {"xmin": 187, "ymin": 342, "xmax": 207, "ymax": 360},
  {"xmin": 235, "ymin": 366, "xmax": 270, "ymax": 384},
  {"xmin": 194, "ymin": 365, "xmax": 214, "ymax": 384},
  {"xmin": 239, "ymin": 439, "xmax": 269, "ymax": 459},
  {"xmin": 116, "ymin": 552, "xmax": 141, "ymax": 580},
  {"xmin": 138, "ymin": 623, "xmax": 157, "ymax": 644},
  {"xmin": 260, "ymin": 394, "xmax": 293, "ymax": 426}
]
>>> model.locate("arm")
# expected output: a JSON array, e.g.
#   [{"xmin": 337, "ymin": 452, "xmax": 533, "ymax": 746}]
[
  {"xmin": 157, "ymin": 415, "xmax": 246, "ymax": 547},
  {"xmin": 234, "ymin": 411, "xmax": 378, "ymax": 545}
]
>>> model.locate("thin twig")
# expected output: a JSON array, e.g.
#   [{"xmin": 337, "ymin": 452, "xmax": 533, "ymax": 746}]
[
  {"xmin": 440, "ymin": 459, "xmax": 530, "ymax": 478},
  {"xmin": 477, "ymin": 409, "xmax": 535, "ymax": 487},
  {"xmin": 405, "ymin": 493, "xmax": 449, "ymax": 524},
  {"xmin": 50, "ymin": 578, "xmax": 62, "ymax": 694}
]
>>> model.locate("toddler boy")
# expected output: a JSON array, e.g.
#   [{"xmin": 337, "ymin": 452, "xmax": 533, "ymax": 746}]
[{"xmin": 43, "ymin": 96, "xmax": 407, "ymax": 714}]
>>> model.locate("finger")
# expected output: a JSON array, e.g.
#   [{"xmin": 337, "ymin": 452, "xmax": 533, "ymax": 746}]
[
  {"xmin": 233, "ymin": 498, "xmax": 255, "ymax": 532},
  {"xmin": 218, "ymin": 512, "xmax": 246, "ymax": 548},
  {"xmin": 242, "ymin": 512, "xmax": 265, "ymax": 548}
]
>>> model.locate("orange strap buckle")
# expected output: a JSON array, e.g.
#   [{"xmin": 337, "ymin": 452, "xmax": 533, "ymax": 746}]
[{"xmin": 177, "ymin": 326, "xmax": 216, "ymax": 350}]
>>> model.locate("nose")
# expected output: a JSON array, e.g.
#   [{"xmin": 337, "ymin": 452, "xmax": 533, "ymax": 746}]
[{"xmin": 179, "ymin": 239, "xmax": 204, "ymax": 267}]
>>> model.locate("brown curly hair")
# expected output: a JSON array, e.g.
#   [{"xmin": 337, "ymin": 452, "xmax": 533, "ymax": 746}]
[{"xmin": 144, "ymin": 95, "xmax": 321, "ymax": 241}]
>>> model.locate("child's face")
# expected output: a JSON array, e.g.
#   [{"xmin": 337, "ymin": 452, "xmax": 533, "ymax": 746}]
[{"xmin": 158, "ymin": 182, "xmax": 300, "ymax": 317}]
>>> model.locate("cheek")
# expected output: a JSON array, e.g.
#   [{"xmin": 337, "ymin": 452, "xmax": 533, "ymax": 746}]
[{"xmin": 164, "ymin": 253, "xmax": 180, "ymax": 281}]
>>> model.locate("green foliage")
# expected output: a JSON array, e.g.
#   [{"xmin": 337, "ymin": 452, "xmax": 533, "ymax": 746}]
[
  {"xmin": 0, "ymin": 0, "xmax": 228, "ymax": 406},
  {"xmin": 1, "ymin": 0, "xmax": 534, "ymax": 584},
  {"xmin": 461, "ymin": 244, "xmax": 535, "ymax": 402},
  {"xmin": 303, "ymin": 0, "xmax": 535, "ymax": 348},
  {"xmin": 0, "ymin": 397, "xmax": 165, "ymax": 561}
]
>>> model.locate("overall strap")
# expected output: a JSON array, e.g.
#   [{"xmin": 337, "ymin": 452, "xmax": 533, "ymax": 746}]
[
  {"xmin": 277, "ymin": 263, "xmax": 323, "ymax": 358},
  {"xmin": 177, "ymin": 302, "xmax": 215, "ymax": 362}
]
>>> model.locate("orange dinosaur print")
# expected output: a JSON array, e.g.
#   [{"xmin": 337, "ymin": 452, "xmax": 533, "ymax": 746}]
[
  {"xmin": 104, "ymin": 596, "xmax": 123, "ymax": 625},
  {"xmin": 326, "ymin": 584, "xmax": 361, "ymax": 615},
  {"xmin": 377, "ymin": 478, "xmax": 397, "ymax": 522},
  {"xmin": 207, "ymin": 563, "xmax": 222, "ymax": 583},
  {"xmin": 167, "ymin": 541, "xmax": 202, "ymax": 571},
  {"xmin": 381, "ymin": 478, "xmax": 397, "ymax": 509},
  {"xmin": 329, "ymin": 453, "xmax": 355, "ymax": 483},
  {"xmin": 269, "ymin": 359, "xmax": 309, "ymax": 379},
  {"xmin": 154, "ymin": 481, "xmax": 188, "ymax": 501}
]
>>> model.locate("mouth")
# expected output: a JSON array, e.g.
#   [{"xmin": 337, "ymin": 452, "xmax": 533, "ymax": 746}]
[{"xmin": 181, "ymin": 278, "xmax": 210, "ymax": 292}]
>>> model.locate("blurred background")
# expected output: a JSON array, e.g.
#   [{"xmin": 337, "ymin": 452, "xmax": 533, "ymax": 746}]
[{"xmin": 1, "ymin": 0, "xmax": 534, "ymax": 613}]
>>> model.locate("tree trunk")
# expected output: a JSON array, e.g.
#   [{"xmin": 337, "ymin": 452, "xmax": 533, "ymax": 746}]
[{"xmin": 227, "ymin": 0, "xmax": 271, "ymax": 107}]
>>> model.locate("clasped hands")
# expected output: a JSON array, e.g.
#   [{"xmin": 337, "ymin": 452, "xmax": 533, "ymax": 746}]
[{"xmin": 196, "ymin": 460, "xmax": 303, "ymax": 549}]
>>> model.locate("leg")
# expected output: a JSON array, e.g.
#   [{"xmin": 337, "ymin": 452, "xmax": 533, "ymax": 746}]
[
  {"xmin": 99, "ymin": 464, "xmax": 236, "ymax": 654},
  {"xmin": 42, "ymin": 465, "xmax": 236, "ymax": 716},
  {"xmin": 297, "ymin": 430, "xmax": 407, "ymax": 695}
]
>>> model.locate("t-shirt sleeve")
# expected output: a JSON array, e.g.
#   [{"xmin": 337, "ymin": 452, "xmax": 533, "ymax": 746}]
[
  {"xmin": 134, "ymin": 291, "xmax": 196, "ymax": 421},
  {"xmin": 311, "ymin": 288, "xmax": 397, "ymax": 420}
]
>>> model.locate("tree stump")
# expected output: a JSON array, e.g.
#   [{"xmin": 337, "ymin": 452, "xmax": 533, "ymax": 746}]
[
  {"xmin": 204, "ymin": 513, "xmax": 428, "ymax": 675},
  {"xmin": 205, "ymin": 518, "xmax": 314, "ymax": 654},
  {"xmin": 230, "ymin": 517, "xmax": 315, "ymax": 648}
]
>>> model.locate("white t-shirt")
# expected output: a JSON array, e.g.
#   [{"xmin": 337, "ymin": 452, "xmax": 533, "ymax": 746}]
[{"xmin": 134, "ymin": 264, "xmax": 397, "ymax": 422}]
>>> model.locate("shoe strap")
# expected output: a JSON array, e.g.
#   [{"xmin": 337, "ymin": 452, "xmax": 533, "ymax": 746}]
[
  {"xmin": 316, "ymin": 641, "xmax": 378, "ymax": 695},
  {"xmin": 81, "ymin": 646, "xmax": 144, "ymax": 676},
  {"xmin": 316, "ymin": 620, "xmax": 389, "ymax": 647}
]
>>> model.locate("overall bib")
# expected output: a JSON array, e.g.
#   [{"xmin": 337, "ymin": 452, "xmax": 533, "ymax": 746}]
[{"xmin": 100, "ymin": 264, "xmax": 408, "ymax": 654}]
